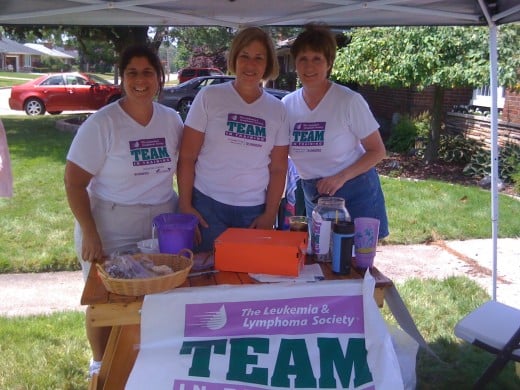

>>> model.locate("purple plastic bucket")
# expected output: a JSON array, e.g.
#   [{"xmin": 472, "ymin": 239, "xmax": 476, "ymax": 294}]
[{"xmin": 152, "ymin": 213, "xmax": 198, "ymax": 254}]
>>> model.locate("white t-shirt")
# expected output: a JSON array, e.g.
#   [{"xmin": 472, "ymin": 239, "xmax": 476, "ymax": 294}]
[
  {"xmin": 67, "ymin": 101, "xmax": 183, "ymax": 205},
  {"xmin": 282, "ymin": 83, "xmax": 379, "ymax": 180},
  {"xmin": 185, "ymin": 82, "xmax": 288, "ymax": 206}
]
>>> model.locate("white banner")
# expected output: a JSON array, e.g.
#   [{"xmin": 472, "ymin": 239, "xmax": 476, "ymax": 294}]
[{"xmin": 126, "ymin": 272, "xmax": 403, "ymax": 389}]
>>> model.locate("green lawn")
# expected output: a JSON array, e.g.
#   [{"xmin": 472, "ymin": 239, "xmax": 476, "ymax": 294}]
[{"xmin": 0, "ymin": 71, "xmax": 40, "ymax": 88}]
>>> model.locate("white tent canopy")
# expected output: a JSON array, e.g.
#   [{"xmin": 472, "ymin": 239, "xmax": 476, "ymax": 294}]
[
  {"xmin": 1, "ymin": 0, "xmax": 519, "ymax": 27},
  {"xmin": 2, "ymin": 0, "xmax": 519, "ymax": 300}
]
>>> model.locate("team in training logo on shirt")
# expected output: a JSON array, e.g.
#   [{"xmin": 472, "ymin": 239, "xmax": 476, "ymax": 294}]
[
  {"xmin": 292, "ymin": 122, "xmax": 325, "ymax": 147},
  {"xmin": 226, "ymin": 113, "xmax": 267, "ymax": 143},
  {"xmin": 129, "ymin": 138, "xmax": 171, "ymax": 167}
]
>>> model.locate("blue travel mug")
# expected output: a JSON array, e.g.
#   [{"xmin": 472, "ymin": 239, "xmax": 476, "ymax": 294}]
[{"xmin": 331, "ymin": 221, "xmax": 355, "ymax": 274}]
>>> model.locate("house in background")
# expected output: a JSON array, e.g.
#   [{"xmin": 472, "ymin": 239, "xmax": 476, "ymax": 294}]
[
  {"xmin": 24, "ymin": 43, "xmax": 75, "ymax": 70},
  {"xmin": 0, "ymin": 37, "xmax": 42, "ymax": 72},
  {"xmin": 0, "ymin": 37, "xmax": 77, "ymax": 72}
]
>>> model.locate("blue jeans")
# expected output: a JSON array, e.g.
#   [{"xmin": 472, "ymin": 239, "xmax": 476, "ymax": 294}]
[
  {"xmin": 301, "ymin": 168, "xmax": 389, "ymax": 239},
  {"xmin": 192, "ymin": 188, "xmax": 265, "ymax": 252}
]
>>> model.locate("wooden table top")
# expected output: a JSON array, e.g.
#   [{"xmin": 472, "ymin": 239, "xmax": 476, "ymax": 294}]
[{"xmin": 81, "ymin": 260, "xmax": 393, "ymax": 307}]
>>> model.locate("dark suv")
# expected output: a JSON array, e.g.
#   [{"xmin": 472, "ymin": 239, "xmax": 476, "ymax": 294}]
[{"xmin": 177, "ymin": 67, "xmax": 224, "ymax": 83}]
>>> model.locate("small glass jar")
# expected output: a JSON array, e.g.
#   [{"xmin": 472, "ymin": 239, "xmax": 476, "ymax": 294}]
[{"xmin": 311, "ymin": 197, "xmax": 351, "ymax": 262}]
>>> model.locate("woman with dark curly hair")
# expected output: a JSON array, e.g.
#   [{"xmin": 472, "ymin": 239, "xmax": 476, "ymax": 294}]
[{"xmin": 64, "ymin": 45, "xmax": 183, "ymax": 377}]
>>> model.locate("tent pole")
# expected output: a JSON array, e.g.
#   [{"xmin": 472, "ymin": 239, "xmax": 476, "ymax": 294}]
[
  {"xmin": 488, "ymin": 24, "xmax": 499, "ymax": 301},
  {"xmin": 478, "ymin": 0, "xmax": 499, "ymax": 301}
]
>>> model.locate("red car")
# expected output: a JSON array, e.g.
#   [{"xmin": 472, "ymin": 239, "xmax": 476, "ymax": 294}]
[
  {"xmin": 8, "ymin": 72, "xmax": 122, "ymax": 116},
  {"xmin": 177, "ymin": 67, "xmax": 223, "ymax": 84}
]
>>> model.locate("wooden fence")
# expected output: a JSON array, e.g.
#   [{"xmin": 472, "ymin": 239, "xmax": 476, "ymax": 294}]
[{"xmin": 445, "ymin": 112, "xmax": 520, "ymax": 149}]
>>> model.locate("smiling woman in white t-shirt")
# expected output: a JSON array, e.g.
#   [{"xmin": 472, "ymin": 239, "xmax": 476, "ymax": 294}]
[
  {"xmin": 177, "ymin": 26, "xmax": 289, "ymax": 253},
  {"xmin": 64, "ymin": 45, "xmax": 183, "ymax": 377},
  {"xmin": 282, "ymin": 23, "xmax": 389, "ymax": 239}
]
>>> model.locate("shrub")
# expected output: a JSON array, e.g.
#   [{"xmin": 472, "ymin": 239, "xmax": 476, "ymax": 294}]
[
  {"xmin": 463, "ymin": 142, "xmax": 520, "ymax": 183},
  {"xmin": 500, "ymin": 142, "xmax": 520, "ymax": 182},
  {"xmin": 387, "ymin": 116, "xmax": 416, "ymax": 153},
  {"xmin": 438, "ymin": 134, "xmax": 482, "ymax": 164},
  {"xmin": 387, "ymin": 113, "xmax": 430, "ymax": 154},
  {"xmin": 462, "ymin": 148, "xmax": 490, "ymax": 178},
  {"xmin": 511, "ymin": 169, "xmax": 520, "ymax": 194},
  {"xmin": 40, "ymin": 56, "xmax": 70, "ymax": 72}
]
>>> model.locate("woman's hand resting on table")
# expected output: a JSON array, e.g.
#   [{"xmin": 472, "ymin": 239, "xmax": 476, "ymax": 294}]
[{"xmin": 249, "ymin": 212, "xmax": 277, "ymax": 230}]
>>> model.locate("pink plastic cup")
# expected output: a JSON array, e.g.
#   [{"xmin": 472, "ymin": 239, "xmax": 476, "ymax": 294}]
[{"xmin": 354, "ymin": 217, "xmax": 380, "ymax": 269}]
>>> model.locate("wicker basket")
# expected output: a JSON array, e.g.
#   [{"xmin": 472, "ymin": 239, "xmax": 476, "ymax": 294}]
[{"xmin": 96, "ymin": 249, "xmax": 194, "ymax": 296}]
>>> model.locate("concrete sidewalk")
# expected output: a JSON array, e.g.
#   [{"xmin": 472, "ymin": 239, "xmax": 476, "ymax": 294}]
[{"xmin": 0, "ymin": 238, "xmax": 518, "ymax": 317}]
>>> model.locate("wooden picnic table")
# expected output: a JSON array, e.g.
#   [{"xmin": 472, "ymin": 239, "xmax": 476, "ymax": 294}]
[{"xmin": 82, "ymin": 260, "xmax": 392, "ymax": 389}]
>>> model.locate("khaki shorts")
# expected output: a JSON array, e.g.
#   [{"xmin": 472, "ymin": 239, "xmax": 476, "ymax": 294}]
[{"xmin": 75, "ymin": 195, "xmax": 178, "ymax": 280}]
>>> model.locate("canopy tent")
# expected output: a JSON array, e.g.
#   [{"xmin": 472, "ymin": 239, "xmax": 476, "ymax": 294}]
[
  {"xmin": 1, "ymin": 1, "xmax": 519, "ymax": 27},
  {"xmin": 1, "ymin": 0, "xmax": 519, "ymax": 300}
]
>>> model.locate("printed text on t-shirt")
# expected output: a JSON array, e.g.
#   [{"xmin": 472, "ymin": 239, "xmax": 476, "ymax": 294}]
[
  {"xmin": 226, "ymin": 113, "xmax": 266, "ymax": 142},
  {"xmin": 292, "ymin": 122, "xmax": 325, "ymax": 146},
  {"xmin": 129, "ymin": 138, "xmax": 171, "ymax": 166}
]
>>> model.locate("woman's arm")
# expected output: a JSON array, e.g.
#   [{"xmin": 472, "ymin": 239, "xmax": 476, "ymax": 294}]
[
  {"xmin": 177, "ymin": 126, "xmax": 208, "ymax": 231},
  {"xmin": 250, "ymin": 145, "xmax": 289, "ymax": 229},
  {"xmin": 317, "ymin": 130, "xmax": 386, "ymax": 196},
  {"xmin": 64, "ymin": 161, "xmax": 103, "ymax": 262}
]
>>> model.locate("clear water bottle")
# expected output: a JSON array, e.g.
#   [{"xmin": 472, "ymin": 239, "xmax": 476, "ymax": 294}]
[{"xmin": 311, "ymin": 197, "xmax": 351, "ymax": 262}]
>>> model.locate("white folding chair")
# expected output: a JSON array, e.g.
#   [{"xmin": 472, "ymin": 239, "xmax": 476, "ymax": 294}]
[{"xmin": 455, "ymin": 300, "xmax": 520, "ymax": 389}]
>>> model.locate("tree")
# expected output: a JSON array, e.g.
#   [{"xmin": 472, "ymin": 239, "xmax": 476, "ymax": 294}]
[
  {"xmin": 333, "ymin": 25, "xmax": 520, "ymax": 162},
  {"xmin": 3, "ymin": 25, "xmax": 160, "ymax": 83},
  {"xmin": 170, "ymin": 26, "xmax": 301, "ymax": 72},
  {"xmin": 170, "ymin": 27, "xmax": 234, "ymax": 71},
  {"xmin": 2, "ymin": 25, "xmax": 66, "ymax": 44},
  {"xmin": 72, "ymin": 26, "xmax": 155, "ymax": 83}
]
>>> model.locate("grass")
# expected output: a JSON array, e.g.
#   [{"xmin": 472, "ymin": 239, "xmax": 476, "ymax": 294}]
[
  {"xmin": 382, "ymin": 276, "xmax": 520, "ymax": 389},
  {"xmin": 0, "ymin": 116, "xmax": 78, "ymax": 273},
  {"xmin": 0, "ymin": 311, "xmax": 89, "ymax": 389},
  {"xmin": 0, "ymin": 72, "xmax": 40, "ymax": 88},
  {"xmin": 0, "ymin": 277, "xmax": 518, "ymax": 389},
  {"xmin": 383, "ymin": 177, "xmax": 520, "ymax": 243}
]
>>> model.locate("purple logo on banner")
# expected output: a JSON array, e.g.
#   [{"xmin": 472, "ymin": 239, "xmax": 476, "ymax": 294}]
[{"xmin": 184, "ymin": 295, "xmax": 363, "ymax": 337}]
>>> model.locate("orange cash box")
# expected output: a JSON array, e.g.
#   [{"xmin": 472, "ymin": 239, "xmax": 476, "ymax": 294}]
[{"xmin": 214, "ymin": 228, "xmax": 308, "ymax": 276}]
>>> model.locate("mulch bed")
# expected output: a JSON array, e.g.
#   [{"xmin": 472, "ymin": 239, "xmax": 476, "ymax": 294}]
[{"xmin": 376, "ymin": 153, "xmax": 518, "ymax": 197}]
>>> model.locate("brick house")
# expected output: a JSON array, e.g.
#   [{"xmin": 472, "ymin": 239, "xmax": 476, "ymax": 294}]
[
  {"xmin": 0, "ymin": 37, "xmax": 42, "ymax": 72},
  {"xmin": 0, "ymin": 37, "xmax": 76, "ymax": 72}
]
